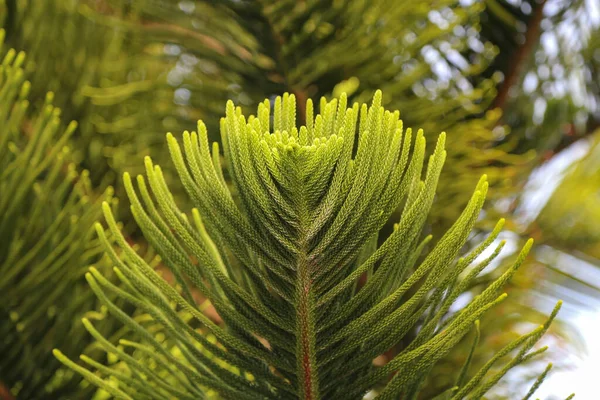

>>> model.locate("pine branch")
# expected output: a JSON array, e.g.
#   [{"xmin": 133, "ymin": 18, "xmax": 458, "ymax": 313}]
[
  {"xmin": 0, "ymin": 32, "xmax": 120, "ymax": 400},
  {"xmin": 56, "ymin": 91, "xmax": 564, "ymax": 399}
]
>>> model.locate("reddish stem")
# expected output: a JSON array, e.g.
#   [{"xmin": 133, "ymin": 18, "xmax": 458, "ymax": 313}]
[
  {"xmin": 493, "ymin": 0, "xmax": 547, "ymax": 111},
  {"xmin": 0, "ymin": 383, "xmax": 15, "ymax": 400}
]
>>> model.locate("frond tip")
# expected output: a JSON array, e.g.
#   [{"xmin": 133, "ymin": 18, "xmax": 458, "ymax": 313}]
[{"xmin": 56, "ymin": 91, "xmax": 564, "ymax": 399}]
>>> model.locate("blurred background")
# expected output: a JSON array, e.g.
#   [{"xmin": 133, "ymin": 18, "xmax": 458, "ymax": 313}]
[{"xmin": 0, "ymin": 0, "xmax": 599, "ymax": 398}]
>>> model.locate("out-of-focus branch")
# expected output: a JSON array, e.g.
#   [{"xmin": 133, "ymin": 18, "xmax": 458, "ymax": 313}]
[
  {"xmin": 557, "ymin": 117, "xmax": 600, "ymax": 151},
  {"xmin": 493, "ymin": 0, "xmax": 547, "ymax": 111},
  {"xmin": 258, "ymin": 6, "xmax": 308, "ymax": 124},
  {"xmin": 0, "ymin": 382, "xmax": 14, "ymax": 400},
  {"xmin": 540, "ymin": 117, "xmax": 600, "ymax": 162}
]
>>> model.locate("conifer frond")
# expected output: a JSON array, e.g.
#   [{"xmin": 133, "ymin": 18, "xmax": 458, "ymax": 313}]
[
  {"xmin": 0, "ymin": 34, "xmax": 118, "ymax": 399},
  {"xmin": 58, "ymin": 91, "xmax": 562, "ymax": 399}
]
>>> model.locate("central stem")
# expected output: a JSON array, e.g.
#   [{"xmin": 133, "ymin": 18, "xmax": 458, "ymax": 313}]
[
  {"xmin": 293, "ymin": 154, "xmax": 318, "ymax": 399},
  {"xmin": 297, "ymin": 250, "xmax": 318, "ymax": 400}
]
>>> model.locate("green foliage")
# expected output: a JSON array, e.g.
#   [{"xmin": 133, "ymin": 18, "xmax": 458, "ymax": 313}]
[
  {"xmin": 2, "ymin": 0, "xmax": 145, "ymax": 181},
  {"xmin": 57, "ymin": 92, "xmax": 564, "ymax": 399},
  {"xmin": 1, "ymin": 1, "xmax": 595, "ymax": 398},
  {"xmin": 496, "ymin": 0, "xmax": 599, "ymax": 153},
  {"xmin": 0, "ymin": 35, "xmax": 118, "ymax": 399},
  {"xmin": 537, "ymin": 129, "xmax": 600, "ymax": 249},
  {"xmin": 5, "ymin": 0, "xmax": 535, "ymax": 229}
]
